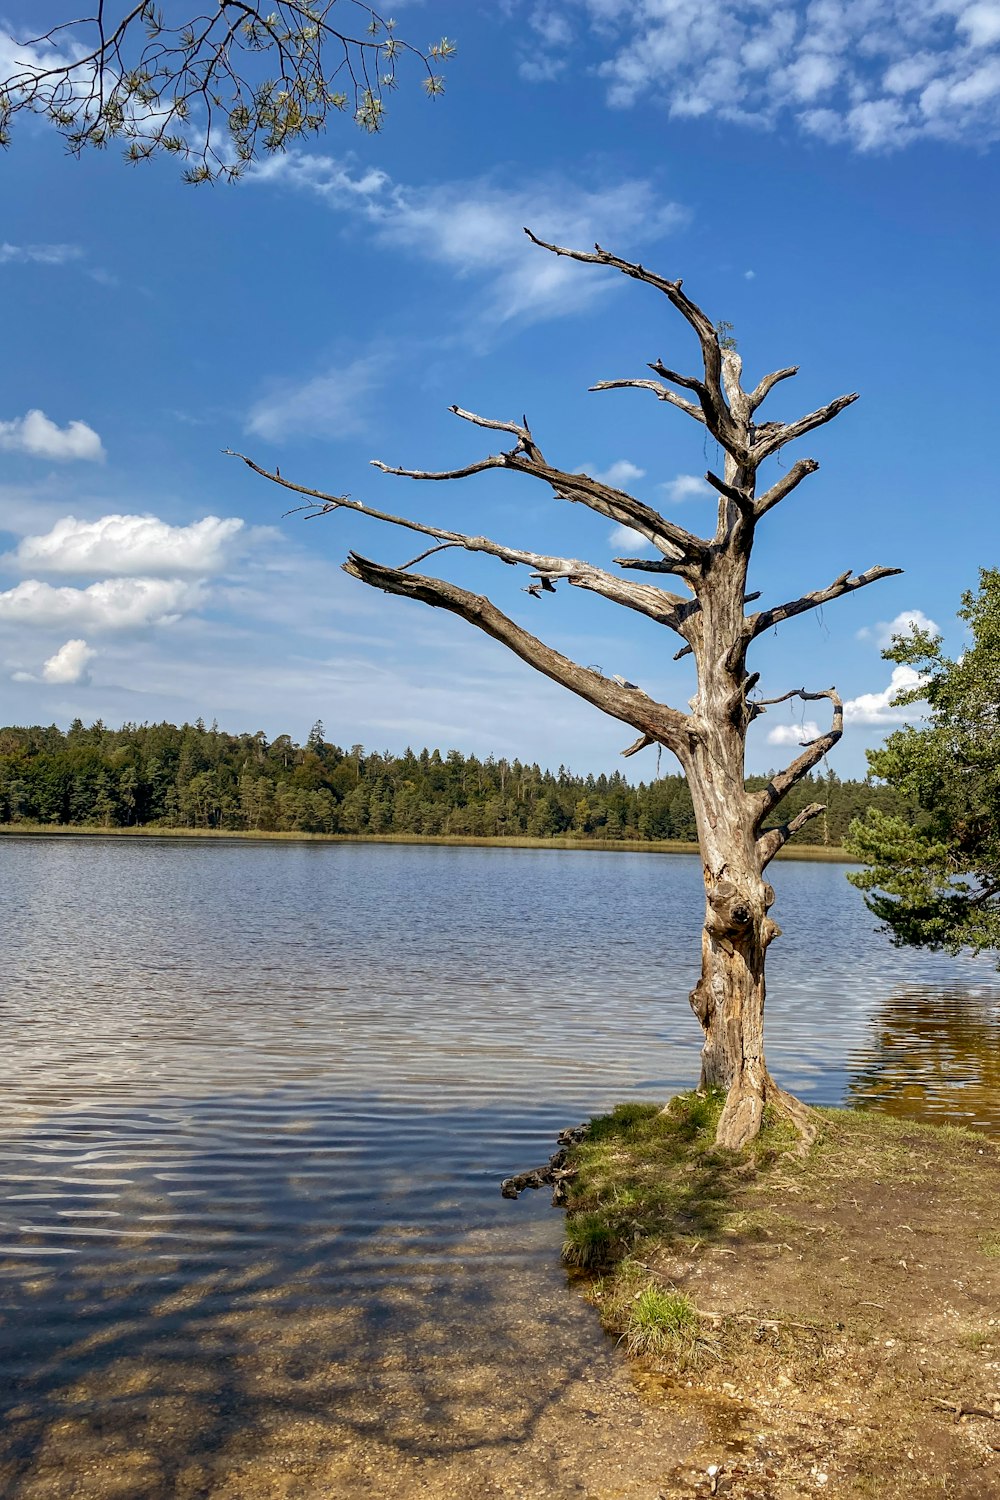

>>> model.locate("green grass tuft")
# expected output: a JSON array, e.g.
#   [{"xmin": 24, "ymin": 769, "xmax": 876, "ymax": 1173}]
[
  {"xmin": 981, "ymin": 1232, "xmax": 1000, "ymax": 1259},
  {"xmin": 562, "ymin": 1211, "xmax": 616, "ymax": 1268},
  {"xmin": 560, "ymin": 1089, "xmax": 750, "ymax": 1272},
  {"xmin": 622, "ymin": 1285, "xmax": 699, "ymax": 1358}
]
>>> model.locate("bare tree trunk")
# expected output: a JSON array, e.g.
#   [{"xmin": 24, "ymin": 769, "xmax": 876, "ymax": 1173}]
[{"xmin": 234, "ymin": 233, "xmax": 900, "ymax": 1149}]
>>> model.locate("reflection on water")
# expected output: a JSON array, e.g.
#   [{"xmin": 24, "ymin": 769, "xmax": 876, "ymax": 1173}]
[
  {"xmin": 1, "ymin": 837, "xmax": 998, "ymax": 1496},
  {"xmin": 846, "ymin": 988, "xmax": 1000, "ymax": 1132}
]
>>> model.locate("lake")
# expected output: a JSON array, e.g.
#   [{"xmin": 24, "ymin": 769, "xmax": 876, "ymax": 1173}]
[{"xmin": 1, "ymin": 838, "xmax": 998, "ymax": 1498}]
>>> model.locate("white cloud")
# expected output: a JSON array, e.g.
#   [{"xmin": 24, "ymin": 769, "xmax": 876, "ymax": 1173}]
[
  {"xmin": 576, "ymin": 461, "xmax": 647, "ymax": 551},
  {"xmin": 661, "ymin": 474, "xmax": 712, "ymax": 503},
  {"xmin": 766, "ymin": 720, "xmax": 823, "ymax": 746},
  {"xmin": 858, "ymin": 608, "xmax": 940, "ymax": 650},
  {"xmin": 251, "ymin": 154, "xmax": 688, "ymax": 325},
  {"xmin": 14, "ymin": 514, "xmax": 245, "ymax": 576},
  {"xmin": 529, "ymin": 8, "xmax": 573, "ymax": 48},
  {"xmin": 588, "ymin": 465, "xmax": 709, "ymax": 549},
  {"xmin": 246, "ymin": 355, "xmax": 381, "ymax": 443},
  {"xmin": 0, "ymin": 409, "xmax": 105, "ymax": 461},
  {"xmin": 0, "ymin": 243, "xmax": 84, "ymax": 267},
  {"xmin": 844, "ymin": 664, "xmax": 927, "ymax": 726},
  {"xmin": 519, "ymin": 55, "xmax": 569, "ymax": 83},
  {"xmin": 959, "ymin": 3, "xmax": 1000, "ymax": 48},
  {"xmin": 0, "ymin": 577, "xmax": 202, "ymax": 631},
  {"xmin": 42, "ymin": 638, "xmax": 96, "ymax": 685},
  {"xmin": 608, "ymin": 523, "xmax": 651, "ymax": 551},
  {"xmin": 520, "ymin": 6, "xmax": 573, "ymax": 77},
  {"xmin": 588, "ymin": 459, "xmax": 646, "ymax": 488},
  {"xmin": 535, "ymin": 1, "xmax": 1000, "ymax": 151}
]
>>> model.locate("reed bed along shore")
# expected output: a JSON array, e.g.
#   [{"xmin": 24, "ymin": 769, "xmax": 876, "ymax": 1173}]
[{"xmin": 0, "ymin": 824, "xmax": 857, "ymax": 862}]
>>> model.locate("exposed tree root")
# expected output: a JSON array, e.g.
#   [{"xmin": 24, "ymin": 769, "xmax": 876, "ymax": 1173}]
[{"xmin": 714, "ymin": 1074, "xmax": 818, "ymax": 1154}]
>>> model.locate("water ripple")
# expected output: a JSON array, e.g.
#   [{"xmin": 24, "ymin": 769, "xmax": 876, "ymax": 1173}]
[{"xmin": 1, "ymin": 838, "xmax": 997, "ymax": 1495}]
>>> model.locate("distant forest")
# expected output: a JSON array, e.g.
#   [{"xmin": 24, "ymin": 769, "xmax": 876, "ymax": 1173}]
[{"xmin": 0, "ymin": 719, "xmax": 914, "ymax": 845}]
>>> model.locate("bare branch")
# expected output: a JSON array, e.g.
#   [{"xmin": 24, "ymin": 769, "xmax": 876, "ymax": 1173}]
[
  {"xmin": 447, "ymin": 405, "xmax": 543, "ymax": 461},
  {"xmin": 748, "ymin": 366, "xmax": 799, "ymax": 414},
  {"xmin": 228, "ymin": 450, "xmax": 691, "ymax": 631},
  {"xmin": 370, "ymin": 405, "xmax": 708, "ymax": 570},
  {"xmin": 399, "ymin": 542, "xmax": 460, "ymax": 570},
  {"xmin": 613, "ymin": 559, "xmax": 692, "ymax": 590},
  {"xmin": 372, "ymin": 455, "xmax": 506, "ymax": 483},
  {"xmin": 621, "ymin": 733, "xmax": 656, "ymax": 757},
  {"xmin": 343, "ymin": 553, "xmax": 692, "ymax": 752},
  {"xmin": 754, "ymin": 458, "xmax": 820, "ymax": 519},
  {"xmin": 751, "ymin": 688, "xmax": 844, "ymax": 828},
  {"xmin": 749, "ymin": 565, "xmax": 904, "ymax": 639},
  {"xmin": 757, "ymin": 802, "xmax": 827, "ymax": 868},
  {"xmin": 448, "ymin": 405, "xmax": 530, "ymax": 439},
  {"xmin": 523, "ymin": 229, "xmax": 747, "ymax": 461},
  {"xmin": 590, "ymin": 378, "xmax": 704, "ymax": 424},
  {"xmin": 647, "ymin": 358, "xmax": 707, "ymax": 396},
  {"xmin": 752, "ymin": 394, "xmax": 859, "ymax": 463},
  {"xmin": 704, "ymin": 469, "xmax": 753, "ymax": 510}
]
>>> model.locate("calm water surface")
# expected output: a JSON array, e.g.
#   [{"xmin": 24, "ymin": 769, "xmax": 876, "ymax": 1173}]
[{"xmin": 1, "ymin": 839, "xmax": 998, "ymax": 1497}]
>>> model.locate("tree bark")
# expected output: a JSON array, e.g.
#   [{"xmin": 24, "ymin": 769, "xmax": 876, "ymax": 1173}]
[{"xmin": 680, "ymin": 543, "xmax": 785, "ymax": 1150}]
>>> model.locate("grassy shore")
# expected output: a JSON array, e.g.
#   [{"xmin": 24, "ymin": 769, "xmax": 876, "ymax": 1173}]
[
  {"xmin": 0, "ymin": 823, "xmax": 857, "ymax": 862},
  {"xmin": 560, "ymin": 1095, "xmax": 1000, "ymax": 1497}
]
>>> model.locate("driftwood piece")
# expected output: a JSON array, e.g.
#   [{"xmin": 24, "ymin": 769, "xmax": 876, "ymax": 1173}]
[{"xmin": 500, "ymin": 1123, "xmax": 590, "ymax": 1204}]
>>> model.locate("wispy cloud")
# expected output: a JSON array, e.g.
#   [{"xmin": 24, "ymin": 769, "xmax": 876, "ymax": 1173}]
[
  {"xmin": 245, "ymin": 354, "xmax": 382, "ymax": 443},
  {"xmin": 250, "ymin": 154, "xmax": 688, "ymax": 326},
  {"xmin": 526, "ymin": 1, "xmax": 1000, "ymax": 151},
  {"xmin": 0, "ymin": 409, "xmax": 105, "ymax": 461},
  {"xmin": 608, "ymin": 524, "xmax": 649, "ymax": 551},
  {"xmin": 577, "ymin": 461, "xmax": 648, "ymax": 552},
  {"xmin": 0, "ymin": 242, "xmax": 84, "ymax": 267}
]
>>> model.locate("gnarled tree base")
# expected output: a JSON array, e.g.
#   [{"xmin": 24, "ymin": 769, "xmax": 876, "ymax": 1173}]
[{"xmin": 712, "ymin": 1073, "xmax": 818, "ymax": 1154}]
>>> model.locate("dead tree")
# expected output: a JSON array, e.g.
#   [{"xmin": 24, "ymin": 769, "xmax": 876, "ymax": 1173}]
[{"xmin": 232, "ymin": 233, "xmax": 901, "ymax": 1150}]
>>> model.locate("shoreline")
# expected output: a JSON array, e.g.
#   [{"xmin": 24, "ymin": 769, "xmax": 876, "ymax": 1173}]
[
  {"xmin": 0, "ymin": 824, "xmax": 858, "ymax": 862},
  {"xmin": 558, "ymin": 1097, "xmax": 1000, "ymax": 1497}
]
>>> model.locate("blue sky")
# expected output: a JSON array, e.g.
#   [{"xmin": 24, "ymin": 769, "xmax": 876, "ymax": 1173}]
[{"xmin": 0, "ymin": 0, "xmax": 998, "ymax": 778}]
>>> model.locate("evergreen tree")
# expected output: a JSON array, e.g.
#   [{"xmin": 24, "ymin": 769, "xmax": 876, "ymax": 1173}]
[{"xmin": 847, "ymin": 570, "xmax": 1000, "ymax": 959}]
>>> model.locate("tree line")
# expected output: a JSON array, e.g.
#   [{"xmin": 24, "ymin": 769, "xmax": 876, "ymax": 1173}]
[{"xmin": 0, "ymin": 718, "xmax": 913, "ymax": 845}]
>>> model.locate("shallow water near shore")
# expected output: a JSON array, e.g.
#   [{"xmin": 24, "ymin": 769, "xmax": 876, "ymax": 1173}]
[{"xmin": 1, "ymin": 838, "xmax": 998, "ymax": 1497}]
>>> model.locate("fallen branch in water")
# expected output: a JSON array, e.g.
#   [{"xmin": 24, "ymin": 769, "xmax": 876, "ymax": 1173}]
[{"xmin": 500, "ymin": 1123, "xmax": 589, "ymax": 1203}]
